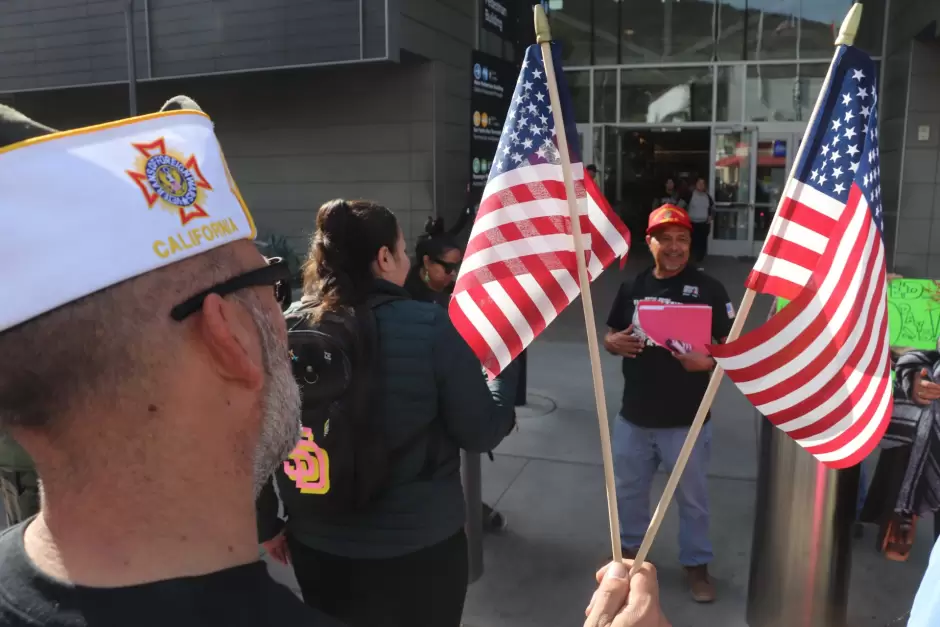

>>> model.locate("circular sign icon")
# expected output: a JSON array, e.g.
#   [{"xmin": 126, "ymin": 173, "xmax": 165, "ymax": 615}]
[
  {"xmin": 481, "ymin": 112, "xmax": 489, "ymax": 128},
  {"xmin": 472, "ymin": 158, "xmax": 481, "ymax": 174},
  {"xmin": 473, "ymin": 111, "xmax": 481, "ymax": 127},
  {"xmin": 473, "ymin": 63, "xmax": 482, "ymax": 80},
  {"xmin": 145, "ymin": 155, "xmax": 198, "ymax": 207}
]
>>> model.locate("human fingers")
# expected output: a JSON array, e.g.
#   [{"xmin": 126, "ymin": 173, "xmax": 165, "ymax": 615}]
[
  {"xmin": 611, "ymin": 563, "xmax": 662, "ymax": 627},
  {"xmin": 585, "ymin": 561, "xmax": 629, "ymax": 627}
]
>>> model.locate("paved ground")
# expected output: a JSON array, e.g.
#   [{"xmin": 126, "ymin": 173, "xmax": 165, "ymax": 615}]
[
  {"xmin": 3, "ymin": 252, "xmax": 934, "ymax": 626},
  {"xmin": 455, "ymin": 253, "xmax": 935, "ymax": 627},
  {"xmin": 263, "ymin": 252, "xmax": 937, "ymax": 626}
]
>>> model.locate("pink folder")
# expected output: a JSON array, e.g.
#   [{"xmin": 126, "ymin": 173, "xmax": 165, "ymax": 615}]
[{"xmin": 636, "ymin": 301, "xmax": 713, "ymax": 355}]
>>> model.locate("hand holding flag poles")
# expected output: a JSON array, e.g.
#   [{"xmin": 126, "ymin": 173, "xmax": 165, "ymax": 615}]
[
  {"xmin": 628, "ymin": 2, "xmax": 885, "ymax": 578},
  {"xmin": 533, "ymin": 4, "xmax": 624, "ymax": 564}
]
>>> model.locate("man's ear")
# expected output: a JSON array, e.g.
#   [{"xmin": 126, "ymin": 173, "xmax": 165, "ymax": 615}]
[
  {"xmin": 645, "ymin": 234, "xmax": 653, "ymax": 248},
  {"xmin": 196, "ymin": 293, "xmax": 264, "ymax": 391}
]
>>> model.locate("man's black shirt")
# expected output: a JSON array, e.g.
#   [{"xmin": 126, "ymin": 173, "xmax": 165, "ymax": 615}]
[
  {"xmin": 606, "ymin": 266, "xmax": 734, "ymax": 429},
  {"xmin": 0, "ymin": 522, "xmax": 344, "ymax": 627}
]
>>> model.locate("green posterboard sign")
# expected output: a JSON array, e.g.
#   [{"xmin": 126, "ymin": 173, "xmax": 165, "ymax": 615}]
[{"xmin": 775, "ymin": 279, "xmax": 940, "ymax": 350}]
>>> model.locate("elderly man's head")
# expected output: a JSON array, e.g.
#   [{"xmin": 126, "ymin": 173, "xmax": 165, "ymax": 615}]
[{"xmin": 0, "ymin": 100, "xmax": 300, "ymax": 497}]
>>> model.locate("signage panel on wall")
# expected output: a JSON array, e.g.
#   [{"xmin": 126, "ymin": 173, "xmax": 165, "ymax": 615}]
[
  {"xmin": 482, "ymin": 0, "xmax": 511, "ymax": 36},
  {"xmin": 469, "ymin": 50, "xmax": 515, "ymax": 202}
]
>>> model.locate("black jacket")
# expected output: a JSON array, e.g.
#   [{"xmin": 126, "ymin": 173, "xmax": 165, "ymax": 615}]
[{"xmin": 266, "ymin": 280, "xmax": 517, "ymax": 559}]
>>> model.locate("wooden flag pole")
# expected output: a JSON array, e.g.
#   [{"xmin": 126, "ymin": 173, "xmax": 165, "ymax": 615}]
[
  {"xmin": 628, "ymin": 3, "xmax": 865, "ymax": 576},
  {"xmin": 534, "ymin": 5, "xmax": 623, "ymax": 564}
]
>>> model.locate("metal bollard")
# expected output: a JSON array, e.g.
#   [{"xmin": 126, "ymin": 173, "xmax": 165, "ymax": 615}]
[
  {"xmin": 515, "ymin": 348, "xmax": 528, "ymax": 407},
  {"xmin": 462, "ymin": 450, "xmax": 484, "ymax": 583},
  {"xmin": 746, "ymin": 413, "xmax": 859, "ymax": 627}
]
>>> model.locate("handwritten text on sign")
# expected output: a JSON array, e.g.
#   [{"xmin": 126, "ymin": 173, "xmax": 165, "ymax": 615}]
[
  {"xmin": 887, "ymin": 279, "xmax": 940, "ymax": 350},
  {"xmin": 777, "ymin": 279, "xmax": 940, "ymax": 350}
]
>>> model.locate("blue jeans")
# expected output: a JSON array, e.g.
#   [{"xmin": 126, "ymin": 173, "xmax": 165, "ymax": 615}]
[{"xmin": 613, "ymin": 417, "xmax": 713, "ymax": 566}]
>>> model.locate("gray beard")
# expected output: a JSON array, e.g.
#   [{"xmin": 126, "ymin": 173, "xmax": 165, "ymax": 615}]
[{"xmin": 246, "ymin": 303, "xmax": 302, "ymax": 497}]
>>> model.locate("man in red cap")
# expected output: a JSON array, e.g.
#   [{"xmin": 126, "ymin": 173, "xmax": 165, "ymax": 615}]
[{"xmin": 603, "ymin": 204, "xmax": 735, "ymax": 604}]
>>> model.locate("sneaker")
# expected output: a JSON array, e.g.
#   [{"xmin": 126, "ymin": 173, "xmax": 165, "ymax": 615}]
[
  {"xmin": 685, "ymin": 565, "xmax": 716, "ymax": 603},
  {"xmin": 482, "ymin": 503, "xmax": 508, "ymax": 534}
]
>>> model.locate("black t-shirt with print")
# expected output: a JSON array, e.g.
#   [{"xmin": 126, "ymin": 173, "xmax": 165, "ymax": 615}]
[
  {"xmin": 606, "ymin": 266, "xmax": 735, "ymax": 429},
  {"xmin": 0, "ymin": 522, "xmax": 345, "ymax": 627}
]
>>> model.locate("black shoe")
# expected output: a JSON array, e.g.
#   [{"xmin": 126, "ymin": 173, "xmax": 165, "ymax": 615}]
[{"xmin": 482, "ymin": 503, "xmax": 508, "ymax": 533}]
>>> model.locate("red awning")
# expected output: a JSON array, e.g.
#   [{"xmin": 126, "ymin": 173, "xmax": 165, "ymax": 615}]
[{"xmin": 715, "ymin": 155, "xmax": 786, "ymax": 168}]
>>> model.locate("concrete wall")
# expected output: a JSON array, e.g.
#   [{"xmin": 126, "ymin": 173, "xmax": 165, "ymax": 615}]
[
  {"xmin": 884, "ymin": 0, "xmax": 940, "ymax": 276},
  {"xmin": 9, "ymin": 61, "xmax": 437, "ymax": 253},
  {"xmin": 400, "ymin": 0, "xmax": 476, "ymax": 229},
  {"xmin": 0, "ymin": 0, "xmax": 389, "ymax": 93}
]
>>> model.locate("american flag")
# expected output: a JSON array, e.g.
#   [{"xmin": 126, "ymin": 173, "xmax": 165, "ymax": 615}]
[
  {"xmin": 450, "ymin": 43, "xmax": 631, "ymax": 376},
  {"xmin": 710, "ymin": 45, "xmax": 891, "ymax": 469}
]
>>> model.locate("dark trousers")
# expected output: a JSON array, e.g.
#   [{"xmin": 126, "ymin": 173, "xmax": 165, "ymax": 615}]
[
  {"xmin": 287, "ymin": 530, "xmax": 469, "ymax": 627},
  {"xmin": 691, "ymin": 221, "xmax": 710, "ymax": 262}
]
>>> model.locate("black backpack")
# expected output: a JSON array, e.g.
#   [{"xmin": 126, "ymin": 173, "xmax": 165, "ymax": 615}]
[{"xmin": 275, "ymin": 294, "xmax": 423, "ymax": 518}]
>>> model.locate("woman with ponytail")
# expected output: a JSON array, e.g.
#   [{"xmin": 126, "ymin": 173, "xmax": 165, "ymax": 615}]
[{"xmin": 264, "ymin": 199, "xmax": 518, "ymax": 627}]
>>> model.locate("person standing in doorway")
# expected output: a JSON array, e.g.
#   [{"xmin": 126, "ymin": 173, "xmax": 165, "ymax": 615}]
[
  {"xmin": 653, "ymin": 178, "xmax": 686, "ymax": 212},
  {"xmin": 686, "ymin": 178, "xmax": 715, "ymax": 264},
  {"xmin": 603, "ymin": 205, "xmax": 735, "ymax": 604}
]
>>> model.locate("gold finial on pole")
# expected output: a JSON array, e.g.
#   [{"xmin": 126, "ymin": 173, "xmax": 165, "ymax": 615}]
[
  {"xmin": 534, "ymin": 4, "xmax": 552, "ymax": 44},
  {"xmin": 834, "ymin": 3, "xmax": 863, "ymax": 46}
]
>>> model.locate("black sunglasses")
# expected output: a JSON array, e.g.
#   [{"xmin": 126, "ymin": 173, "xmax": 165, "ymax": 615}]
[
  {"xmin": 170, "ymin": 259, "xmax": 291, "ymax": 321},
  {"xmin": 433, "ymin": 258, "xmax": 460, "ymax": 275}
]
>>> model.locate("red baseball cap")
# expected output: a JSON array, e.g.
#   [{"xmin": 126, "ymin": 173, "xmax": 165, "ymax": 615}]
[{"xmin": 647, "ymin": 204, "xmax": 693, "ymax": 236}]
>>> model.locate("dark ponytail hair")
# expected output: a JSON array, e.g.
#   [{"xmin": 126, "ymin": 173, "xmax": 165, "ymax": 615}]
[
  {"xmin": 415, "ymin": 216, "xmax": 460, "ymax": 265},
  {"xmin": 302, "ymin": 199, "xmax": 400, "ymax": 315}
]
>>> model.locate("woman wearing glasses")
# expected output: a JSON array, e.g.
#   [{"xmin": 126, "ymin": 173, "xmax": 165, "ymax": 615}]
[
  {"xmin": 261, "ymin": 199, "xmax": 518, "ymax": 627},
  {"xmin": 404, "ymin": 218, "xmax": 510, "ymax": 534}
]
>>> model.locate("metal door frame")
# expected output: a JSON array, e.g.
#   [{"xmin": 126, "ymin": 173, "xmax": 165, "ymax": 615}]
[
  {"xmin": 750, "ymin": 128, "xmax": 802, "ymax": 257},
  {"xmin": 709, "ymin": 125, "xmax": 758, "ymax": 257}
]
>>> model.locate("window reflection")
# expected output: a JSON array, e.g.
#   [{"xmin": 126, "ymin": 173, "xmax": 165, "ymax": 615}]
[
  {"xmin": 568, "ymin": 71, "xmax": 591, "ymax": 123},
  {"xmin": 745, "ymin": 64, "xmax": 826, "ymax": 122},
  {"xmin": 595, "ymin": 0, "xmax": 619, "ymax": 65},
  {"xmin": 716, "ymin": 66, "xmax": 744, "ymax": 122},
  {"xmin": 594, "ymin": 70, "xmax": 617, "ymax": 123},
  {"xmin": 550, "ymin": 3, "xmax": 591, "ymax": 66},
  {"xmin": 620, "ymin": 0, "xmax": 716, "ymax": 63},
  {"xmin": 714, "ymin": 0, "xmax": 883, "ymax": 62},
  {"xmin": 550, "ymin": 0, "xmax": 883, "ymax": 66},
  {"xmin": 620, "ymin": 67, "xmax": 714, "ymax": 123}
]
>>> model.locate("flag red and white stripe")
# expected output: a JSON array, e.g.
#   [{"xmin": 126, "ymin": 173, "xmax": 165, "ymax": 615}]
[
  {"xmin": 449, "ymin": 43, "xmax": 630, "ymax": 376},
  {"xmin": 710, "ymin": 186, "xmax": 890, "ymax": 468},
  {"xmin": 747, "ymin": 179, "xmax": 842, "ymax": 301},
  {"xmin": 451, "ymin": 163, "xmax": 629, "ymax": 376},
  {"xmin": 710, "ymin": 45, "xmax": 891, "ymax": 468}
]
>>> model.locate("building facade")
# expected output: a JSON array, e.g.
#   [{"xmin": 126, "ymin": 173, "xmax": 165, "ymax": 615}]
[{"xmin": 1, "ymin": 0, "xmax": 940, "ymax": 271}]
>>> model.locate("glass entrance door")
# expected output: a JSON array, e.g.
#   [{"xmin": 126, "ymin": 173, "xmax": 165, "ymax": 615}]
[
  {"xmin": 751, "ymin": 132, "xmax": 799, "ymax": 257},
  {"xmin": 710, "ymin": 128, "xmax": 756, "ymax": 257},
  {"xmin": 576, "ymin": 123, "xmax": 605, "ymax": 191}
]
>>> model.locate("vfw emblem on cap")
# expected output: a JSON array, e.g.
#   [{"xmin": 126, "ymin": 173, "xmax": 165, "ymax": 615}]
[
  {"xmin": 662, "ymin": 210, "xmax": 673, "ymax": 221},
  {"xmin": 126, "ymin": 138, "xmax": 212, "ymax": 226}
]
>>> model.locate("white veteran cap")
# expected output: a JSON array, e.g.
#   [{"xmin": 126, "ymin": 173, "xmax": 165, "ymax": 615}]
[{"xmin": 0, "ymin": 97, "xmax": 256, "ymax": 334}]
